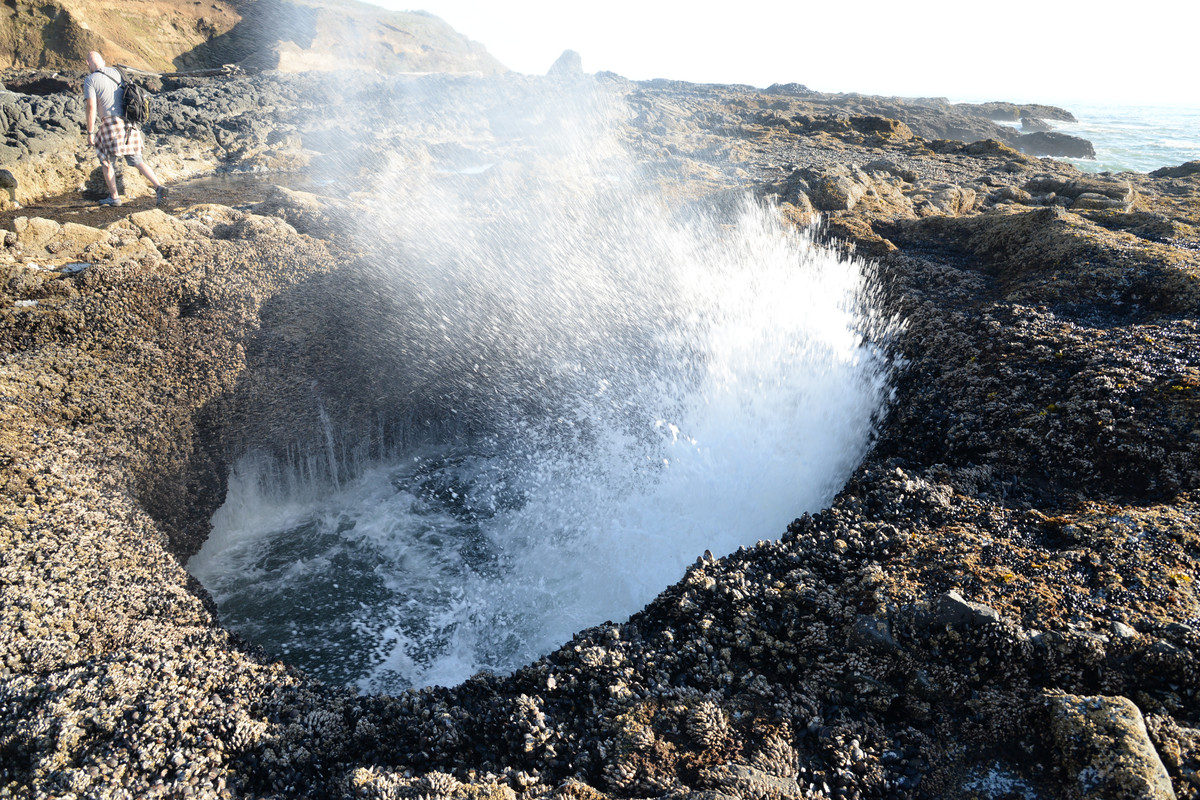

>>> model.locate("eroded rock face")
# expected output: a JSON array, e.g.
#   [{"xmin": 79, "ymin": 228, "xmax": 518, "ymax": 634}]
[
  {"xmin": 2, "ymin": 70, "xmax": 1198, "ymax": 799},
  {"xmin": 0, "ymin": 0, "xmax": 503, "ymax": 75}
]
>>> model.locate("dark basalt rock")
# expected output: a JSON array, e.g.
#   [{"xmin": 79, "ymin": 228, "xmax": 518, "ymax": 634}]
[
  {"xmin": 971, "ymin": 101, "xmax": 1078, "ymax": 122},
  {"xmin": 0, "ymin": 72, "xmax": 75, "ymax": 96},
  {"xmin": 1150, "ymin": 160, "xmax": 1200, "ymax": 179},
  {"xmin": 1018, "ymin": 130, "xmax": 1097, "ymax": 158},
  {"xmin": 756, "ymin": 93, "xmax": 1095, "ymax": 154}
]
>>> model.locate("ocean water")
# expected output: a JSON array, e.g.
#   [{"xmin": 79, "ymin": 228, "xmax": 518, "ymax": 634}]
[
  {"xmin": 994, "ymin": 102, "xmax": 1200, "ymax": 174},
  {"xmin": 1056, "ymin": 103, "xmax": 1200, "ymax": 174}
]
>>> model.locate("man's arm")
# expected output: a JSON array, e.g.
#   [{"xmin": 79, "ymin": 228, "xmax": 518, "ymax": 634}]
[{"xmin": 85, "ymin": 95, "xmax": 96, "ymax": 148}]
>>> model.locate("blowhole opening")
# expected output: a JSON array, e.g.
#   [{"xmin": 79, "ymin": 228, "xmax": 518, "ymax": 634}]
[
  {"xmin": 184, "ymin": 81, "xmax": 902, "ymax": 693},
  {"xmin": 186, "ymin": 199, "xmax": 899, "ymax": 693}
]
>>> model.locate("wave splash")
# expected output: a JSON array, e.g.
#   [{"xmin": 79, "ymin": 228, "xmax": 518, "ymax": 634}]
[{"xmin": 190, "ymin": 85, "xmax": 902, "ymax": 692}]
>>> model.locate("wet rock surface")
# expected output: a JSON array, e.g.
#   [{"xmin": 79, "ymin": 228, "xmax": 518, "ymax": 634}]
[{"xmin": 1, "ymin": 70, "xmax": 1198, "ymax": 799}]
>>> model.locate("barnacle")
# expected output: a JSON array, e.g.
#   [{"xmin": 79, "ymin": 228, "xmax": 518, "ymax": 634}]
[
  {"xmin": 688, "ymin": 700, "xmax": 730, "ymax": 749},
  {"xmin": 751, "ymin": 730, "xmax": 800, "ymax": 779},
  {"xmin": 421, "ymin": 770, "xmax": 460, "ymax": 798}
]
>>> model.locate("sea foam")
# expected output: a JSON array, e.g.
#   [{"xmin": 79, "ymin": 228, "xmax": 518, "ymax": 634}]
[{"xmin": 190, "ymin": 81, "xmax": 903, "ymax": 692}]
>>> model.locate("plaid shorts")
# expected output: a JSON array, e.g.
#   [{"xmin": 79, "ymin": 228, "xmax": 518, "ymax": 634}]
[{"xmin": 95, "ymin": 116, "xmax": 143, "ymax": 163}]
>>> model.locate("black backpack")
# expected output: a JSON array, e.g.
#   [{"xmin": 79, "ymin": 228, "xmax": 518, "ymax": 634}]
[
  {"xmin": 115, "ymin": 67, "xmax": 152, "ymax": 126},
  {"xmin": 93, "ymin": 66, "xmax": 153, "ymax": 127}
]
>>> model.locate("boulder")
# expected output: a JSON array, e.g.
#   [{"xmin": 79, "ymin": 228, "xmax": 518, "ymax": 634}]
[
  {"xmin": 51, "ymin": 223, "xmax": 110, "ymax": 258},
  {"xmin": 122, "ymin": 209, "xmax": 194, "ymax": 244},
  {"xmin": 823, "ymin": 215, "xmax": 900, "ymax": 257},
  {"xmin": 799, "ymin": 164, "xmax": 872, "ymax": 211},
  {"xmin": 850, "ymin": 115, "xmax": 914, "ymax": 142},
  {"xmin": 852, "ymin": 613, "xmax": 901, "ymax": 651},
  {"xmin": 1021, "ymin": 116, "xmax": 1053, "ymax": 132},
  {"xmin": 1072, "ymin": 192, "xmax": 1131, "ymax": 211},
  {"xmin": 795, "ymin": 113, "xmax": 854, "ymax": 135},
  {"xmin": 864, "ymin": 159, "xmax": 918, "ymax": 184},
  {"xmin": 0, "ymin": 169, "xmax": 16, "ymax": 205},
  {"xmin": 990, "ymin": 185, "xmax": 1033, "ymax": 205},
  {"xmin": 963, "ymin": 139, "xmax": 1022, "ymax": 157},
  {"xmin": 4, "ymin": 218, "xmax": 109, "ymax": 263},
  {"xmin": 1024, "ymin": 175, "xmax": 1135, "ymax": 210},
  {"xmin": 934, "ymin": 590, "xmax": 1002, "ymax": 628},
  {"xmin": 1046, "ymin": 693, "xmax": 1176, "ymax": 800},
  {"xmin": 702, "ymin": 764, "xmax": 802, "ymax": 800},
  {"xmin": 1150, "ymin": 161, "xmax": 1200, "ymax": 179},
  {"xmin": 12, "ymin": 217, "xmax": 62, "ymax": 250},
  {"xmin": 1018, "ymin": 131, "xmax": 1096, "ymax": 159},
  {"xmin": 912, "ymin": 184, "xmax": 978, "ymax": 217},
  {"xmin": 178, "ymin": 204, "xmax": 246, "ymax": 226},
  {"xmin": 1066, "ymin": 176, "xmax": 1135, "ymax": 203},
  {"xmin": 780, "ymin": 192, "xmax": 816, "ymax": 227},
  {"xmin": 547, "ymin": 50, "xmax": 584, "ymax": 78}
]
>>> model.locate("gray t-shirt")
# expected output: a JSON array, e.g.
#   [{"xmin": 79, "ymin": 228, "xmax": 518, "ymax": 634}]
[{"xmin": 84, "ymin": 67, "xmax": 123, "ymax": 118}]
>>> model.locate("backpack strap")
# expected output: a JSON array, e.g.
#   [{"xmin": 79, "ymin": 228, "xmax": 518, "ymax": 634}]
[
  {"xmin": 91, "ymin": 68, "xmax": 122, "ymax": 88},
  {"xmin": 89, "ymin": 69, "xmax": 133, "ymax": 141}
]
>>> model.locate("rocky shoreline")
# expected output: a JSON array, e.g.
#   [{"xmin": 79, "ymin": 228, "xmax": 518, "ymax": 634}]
[{"xmin": 1, "ymin": 68, "xmax": 1198, "ymax": 799}]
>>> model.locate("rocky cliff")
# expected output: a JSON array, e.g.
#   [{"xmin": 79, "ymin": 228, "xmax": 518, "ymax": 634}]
[
  {"xmin": 0, "ymin": 47, "xmax": 1198, "ymax": 800},
  {"xmin": 0, "ymin": 0, "xmax": 503, "ymax": 75}
]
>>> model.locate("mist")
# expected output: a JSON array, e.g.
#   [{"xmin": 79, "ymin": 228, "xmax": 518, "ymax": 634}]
[{"xmin": 190, "ymin": 72, "xmax": 903, "ymax": 691}]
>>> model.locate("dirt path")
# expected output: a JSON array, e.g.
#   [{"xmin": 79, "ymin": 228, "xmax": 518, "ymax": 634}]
[{"xmin": 0, "ymin": 172, "xmax": 326, "ymax": 230}]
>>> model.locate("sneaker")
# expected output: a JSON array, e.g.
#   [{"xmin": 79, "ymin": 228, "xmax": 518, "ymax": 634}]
[
  {"xmin": 99, "ymin": 196, "xmax": 122, "ymax": 207},
  {"xmin": 155, "ymin": 186, "xmax": 169, "ymax": 205}
]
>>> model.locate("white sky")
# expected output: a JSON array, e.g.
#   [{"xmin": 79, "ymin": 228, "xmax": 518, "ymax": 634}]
[{"xmin": 365, "ymin": 0, "xmax": 1195, "ymax": 108}]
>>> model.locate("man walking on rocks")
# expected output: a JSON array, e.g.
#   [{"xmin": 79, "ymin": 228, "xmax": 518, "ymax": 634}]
[{"xmin": 83, "ymin": 51, "xmax": 168, "ymax": 207}]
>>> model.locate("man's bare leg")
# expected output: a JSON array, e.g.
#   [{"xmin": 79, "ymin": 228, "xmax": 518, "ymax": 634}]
[
  {"xmin": 101, "ymin": 159, "xmax": 120, "ymax": 203},
  {"xmin": 137, "ymin": 162, "xmax": 168, "ymax": 204},
  {"xmin": 136, "ymin": 161, "xmax": 163, "ymax": 190}
]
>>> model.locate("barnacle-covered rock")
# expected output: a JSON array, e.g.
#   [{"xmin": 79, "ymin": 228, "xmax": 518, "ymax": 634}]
[
  {"xmin": 422, "ymin": 770, "xmax": 461, "ymax": 798},
  {"xmin": 750, "ymin": 730, "xmax": 800, "ymax": 779},
  {"xmin": 687, "ymin": 700, "xmax": 732, "ymax": 750},
  {"xmin": 2, "ymin": 60, "xmax": 1198, "ymax": 800},
  {"xmin": 1046, "ymin": 692, "xmax": 1176, "ymax": 800},
  {"xmin": 700, "ymin": 763, "xmax": 804, "ymax": 800}
]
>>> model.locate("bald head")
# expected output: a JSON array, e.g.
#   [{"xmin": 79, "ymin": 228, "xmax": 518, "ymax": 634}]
[{"xmin": 86, "ymin": 51, "xmax": 105, "ymax": 72}]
